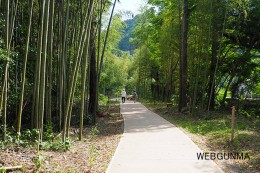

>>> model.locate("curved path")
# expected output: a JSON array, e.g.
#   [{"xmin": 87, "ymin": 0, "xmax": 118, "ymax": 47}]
[{"xmin": 106, "ymin": 101, "xmax": 224, "ymax": 173}]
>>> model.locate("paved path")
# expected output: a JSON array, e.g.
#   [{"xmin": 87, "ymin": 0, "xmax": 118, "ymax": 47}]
[{"xmin": 106, "ymin": 101, "xmax": 224, "ymax": 173}]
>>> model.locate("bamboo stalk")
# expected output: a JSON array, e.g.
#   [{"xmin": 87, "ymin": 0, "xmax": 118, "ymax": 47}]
[{"xmin": 17, "ymin": 0, "xmax": 34, "ymax": 137}]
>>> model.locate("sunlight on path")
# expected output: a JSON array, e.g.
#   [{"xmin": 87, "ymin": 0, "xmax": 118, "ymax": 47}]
[{"xmin": 106, "ymin": 101, "xmax": 224, "ymax": 173}]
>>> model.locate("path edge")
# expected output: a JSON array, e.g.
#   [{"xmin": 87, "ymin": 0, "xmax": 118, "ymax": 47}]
[{"xmin": 105, "ymin": 103, "xmax": 126, "ymax": 173}]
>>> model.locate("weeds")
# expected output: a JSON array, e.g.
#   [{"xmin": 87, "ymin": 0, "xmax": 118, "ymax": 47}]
[
  {"xmin": 34, "ymin": 152, "xmax": 45, "ymax": 171},
  {"xmin": 89, "ymin": 145, "xmax": 98, "ymax": 170},
  {"xmin": 43, "ymin": 123, "xmax": 54, "ymax": 141},
  {"xmin": 89, "ymin": 125, "xmax": 100, "ymax": 136},
  {"xmin": 0, "ymin": 125, "xmax": 71, "ymax": 152},
  {"xmin": 40, "ymin": 137, "xmax": 71, "ymax": 151}
]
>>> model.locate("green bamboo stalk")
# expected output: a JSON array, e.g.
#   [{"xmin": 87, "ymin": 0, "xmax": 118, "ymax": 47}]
[
  {"xmin": 1, "ymin": 0, "xmax": 10, "ymax": 141},
  {"xmin": 98, "ymin": 0, "xmax": 117, "ymax": 81},
  {"xmin": 17, "ymin": 0, "xmax": 34, "ymax": 137},
  {"xmin": 38, "ymin": 0, "xmax": 50, "ymax": 142},
  {"xmin": 46, "ymin": 0, "xmax": 54, "ymax": 123},
  {"xmin": 79, "ymin": 16, "xmax": 92, "ymax": 141},
  {"xmin": 63, "ymin": 0, "xmax": 94, "ymax": 140},
  {"xmin": 32, "ymin": 0, "xmax": 46, "ymax": 129}
]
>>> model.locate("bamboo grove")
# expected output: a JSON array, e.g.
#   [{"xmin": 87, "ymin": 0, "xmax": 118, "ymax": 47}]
[
  {"xmin": 130, "ymin": 0, "xmax": 260, "ymax": 112},
  {"xmin": 0, "ymin": 0, "xmax": 119, "ymax": 142},
  {"xmin": 0, "ymin": 0, "xmax": 260, "ymax": 145}
]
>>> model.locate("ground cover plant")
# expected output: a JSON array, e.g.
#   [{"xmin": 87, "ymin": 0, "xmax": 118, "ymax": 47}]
[{"xmin": 0, "ymin": 104, "xmax": 123, "ymax": 173}]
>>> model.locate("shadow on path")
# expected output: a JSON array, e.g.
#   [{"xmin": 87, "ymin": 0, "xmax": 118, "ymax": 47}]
[{"xmin": 106, "ymin": 101, "xmax": 224, "ymax": 173}]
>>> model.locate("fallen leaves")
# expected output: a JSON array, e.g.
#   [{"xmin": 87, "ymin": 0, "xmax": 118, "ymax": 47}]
[{"xmin": 0, "ymin": 105, "xmax": 123, "ymax": 173}]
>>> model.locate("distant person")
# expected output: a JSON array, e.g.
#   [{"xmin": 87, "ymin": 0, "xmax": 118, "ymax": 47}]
[
  {"xmin": 132, "ymin": 91, "xmax": 137, "ymax": 103},
  {"xmin": 121, "ymin": 89, "xmax": 126, "ymax": 103}
]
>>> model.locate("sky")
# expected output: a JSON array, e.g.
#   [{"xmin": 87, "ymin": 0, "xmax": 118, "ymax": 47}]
[{"xmin": 114, "ymin": 0, "xmax": 146, "ymax": 17}]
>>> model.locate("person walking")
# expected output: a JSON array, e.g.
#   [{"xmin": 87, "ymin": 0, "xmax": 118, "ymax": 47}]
[
  {"xmin": 121, "ymin": 89, "xmax": 126, "ymax": 103},
  {"xmin": 132, "ymin": 91, "xmax": 137, "ymax": 103}
]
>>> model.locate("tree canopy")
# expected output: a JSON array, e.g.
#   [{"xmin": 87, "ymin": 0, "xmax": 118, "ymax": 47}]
[{"xmin": 0, "ymin": 0, "xmax": 259, "ymax": 144}]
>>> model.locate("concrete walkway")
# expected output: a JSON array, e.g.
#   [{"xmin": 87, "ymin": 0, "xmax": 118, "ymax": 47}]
[{"xmin": 106, "ymin": 101, "xmax": 224, "ymax": 173}]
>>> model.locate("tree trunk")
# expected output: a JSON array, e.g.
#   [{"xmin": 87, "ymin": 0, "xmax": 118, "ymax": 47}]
[
  {"xmin": 38, "ymin": 0, "xmax": 50, "ymax": 142},
  {"xmin": 1, "ymin": 0, "xmax": 10, "ymax": 141},
  {"xmin": 221, "ymin": 76, "xmax": 233, "ymax": 106},
  {"xmin": 46, "ymin": 0, "xmax": 54, "ymax": 124},
  {"xmin": 88, "ymin": 21, "xmax": 97, "ymax": 125},
  {"xmin": 17, "ymin": 0, "xmax": 34, "ymax": 136},
  {"xmin": 207, "ymin": 0, "xmax": 223, "ymax": 111},
  {"xmin": 207, "ymin": 32, "xmax": 219, "ymax": 111},
  {"xmin": 2, "ymin": 78, "xmax": 7, "ymax": 141},
  {"xmin": 32, "ymin": 0, "xmax": 46, "ymax": 129},
  {"xmin": 98, "ymin": 0, "xmax": 117, "ymax": 81},
  {"xmin": 79, "ymin": 0, "xmax": 94, "ymax": 140},
  {"xmin": 63, "ymin": 1, "xmax": 92, "ymax": 140},
  {"xmin": 178, "ymin": 0, "xmax": 188, "ymax": 112}
]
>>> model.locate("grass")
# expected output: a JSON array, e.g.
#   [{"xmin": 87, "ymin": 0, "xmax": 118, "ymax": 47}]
[{"xmin": 143, "ymin": 101, "xmax": 260, "ymax": 173}]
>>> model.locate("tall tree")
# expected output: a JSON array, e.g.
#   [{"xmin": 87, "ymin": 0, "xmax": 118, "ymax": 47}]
[
  {"xmin": 38, "ymin": 0, "xmax": 50, "ymax": 142},
  {"xmin": 17, "ymin": 0, "xmax": 34, "ymax": 137},
  {"xmin": 207, "ymin": 0, "xmax": 226, "ymax": 111},
  {"xmin": 46, "ymin": 0, "xmax": 55, "ymax": 123},
  {"xmin": 63, "ymin": 0, "xmax": 93, "ymax": 140},
  {"xmin": 1, "ymin": 0, "xmax": 10, "ymax": 141},
  {"xmin": 32, "ymin": 0, "xmax": 46, "ymax": 130},
  {"xmin": 178, "ymin": 0, "xmax": 188, "ymax": 112},
  {"xmin": 79, "ymin": 0, "xmax": 94, "ymax": 140},
  {"xmin": 88, "ymin": 20, "xmax": 97, "ymax": 124}
]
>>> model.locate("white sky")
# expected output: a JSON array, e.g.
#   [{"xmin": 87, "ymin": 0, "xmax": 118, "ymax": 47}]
[{"xmin": 114, "ymin": 0, "xmax": 146, "ymax": 16}]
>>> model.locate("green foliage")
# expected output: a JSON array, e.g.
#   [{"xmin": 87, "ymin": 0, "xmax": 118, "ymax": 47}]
[
  {"xmin": 34, "ymin": 152, "xmax": 44, "ymax": 170},
  {"xmin": 99, "ymin": 14, "xmax": 134, "ymax": 97},
  {"xmin": 40, "ymin": 138, "xmax": 71, "ymax": 151},
  {"xmin": 0, "ymin": 141, "xmax": 4, "ymax": 150},
  {"xmin": 98, "ymin": 94, "xmax": 108, "ymax": 105},
  {"xmin": 0, "ymin": 0, "xmax": 259, "ymax": 158},
  {"xmin": 43, "ymin": 123, "xmax": 54, "ymax": 141},
  {"xmin": 33, "ymin": 152, "xmax": 50, "ymax": 171},
  {"xmin": 171, "ymin": 95, "xmax": 179, "ymax": 105},
  {"xmin": 89, "ymin": 145, "xmax": 99, "ymax": 169},
  {"xmin": 3, "ymin": 128, "xmax": 24, "ymax": 145},
  {"xmin": 100, "ymin": 52, "xmax": 132, "ymax": 95},
  {"xmin": 145, "ymin": 102, "xmax": 259, "ymax": 134},
  {"xmin": 254, "ymin": 82, "xmax": 260, "ymax": 95},
  {"xmin": 0, "ymin": 47, "xmax": 9, "ymax": 62},
  {"xmin": 0, "ymin": 128, "xmax": 72, "ymax": 152},
  {"xmin": 226, "ymin": 0, "xmax": 260, "ymax": 50},
  {"xmin": 119, "ymin": 18, "xmax": 137, "ymax": 54},
  {"xmin": 121, "ymin": 0, "xmax": 260, "ymax": 107},
  {"xmin": 238, "ymin": 109, "xmax": 259, "ymax": 118},
  {"xmin": 107, "ymin": 14, "xmax": 126, "ymax": 49},
  {"xmin": 0, "ymin": 48, "xmax": 17, "ymax": 64},
  {"xmin": 0, "ymin": 169, "xmax": 6, "ymax": 173},
  {"xmin": 21, "ymin": 129, "xmax": 39, "ymax": 142},
  {"xmin": 50, "ymin": 138, "xmax": 71, "ymax": 151},
  {"xmin": 89, "ymin": 125, "xmax": 100, "ymax": 136}
]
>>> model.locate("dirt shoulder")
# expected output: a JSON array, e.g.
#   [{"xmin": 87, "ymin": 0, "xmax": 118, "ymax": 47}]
[{"xmin": 0, "ymin": 104, "xmax": 123, "ymax": 173}]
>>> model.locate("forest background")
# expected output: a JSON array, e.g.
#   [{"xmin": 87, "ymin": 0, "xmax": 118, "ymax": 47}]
[{"xmin": 0, "ymin": 0, "xmax": 259, "ymax": 171}]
